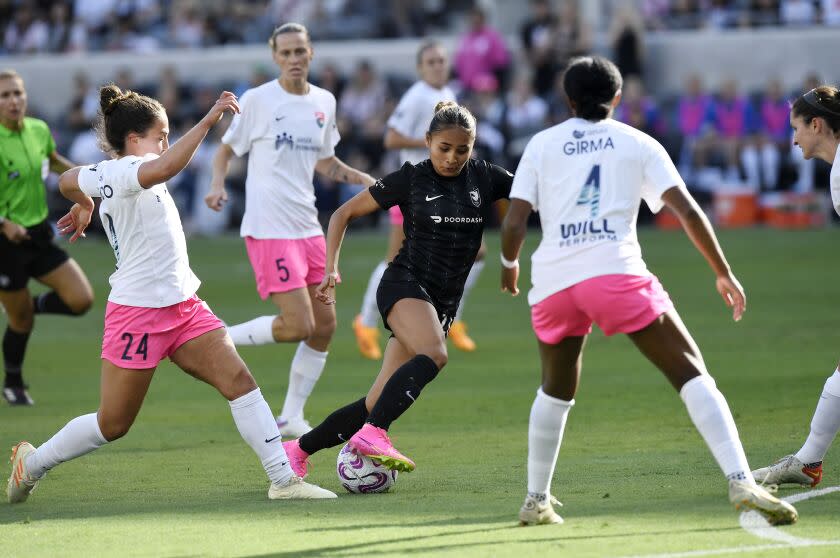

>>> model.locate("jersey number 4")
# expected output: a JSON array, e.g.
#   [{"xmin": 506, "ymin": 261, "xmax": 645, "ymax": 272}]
[{"xmin": 576, "ymin": 165, "xmax": 601, "ymax": 218}]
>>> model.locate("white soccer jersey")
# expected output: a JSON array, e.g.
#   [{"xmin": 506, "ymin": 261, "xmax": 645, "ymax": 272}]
[
  {"xmin": 223, "ymin": 80, "xmax": 339, "ymax": 239},
  {"xmin": 387, "ymin": 80, "xmax": 456, "ymax": 165},
  {"xmin": 830, "ymin": 146, "xmax": 840, "ymax": 216},
  {"xmin": 510, "ymin": 117, "xmax": 686, "ymax": 305},
  {"xmin": 78, "ymin": 154, "xmax": 201, "ymax": 308}
]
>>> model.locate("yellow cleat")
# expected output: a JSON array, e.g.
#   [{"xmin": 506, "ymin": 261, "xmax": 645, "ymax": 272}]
[
  {"xmin": 448, "ymin": 320, "xmax": 476, "ymax": 352},
  {"xmin": 353, "ymin": 315, "xmax": 382, "ymax": 360}
]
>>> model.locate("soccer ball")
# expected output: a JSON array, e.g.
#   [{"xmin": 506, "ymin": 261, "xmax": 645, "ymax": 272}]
[{"xmin": 336, "ymin": 443, "xmax": 398, "ymax": 494}]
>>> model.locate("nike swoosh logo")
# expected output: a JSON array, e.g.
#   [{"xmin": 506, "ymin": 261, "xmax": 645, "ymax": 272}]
[
  {"xmin": 338, "ymin": 433, "xmax": 346, "ymax": 441},
  {"xmin": 406, "ymin": 391, "xmax": 415, "ymax": 402},
  {"xmin": 275, "ymin": 116, "xmax": 286, "ymax": 121},
  {"xmin": 265, "ymin": 435, "xmax": 282, "ymax": 443},
  {"xmin": 425, "ymin": 195, "xmax": 443, "ymax": 201}
]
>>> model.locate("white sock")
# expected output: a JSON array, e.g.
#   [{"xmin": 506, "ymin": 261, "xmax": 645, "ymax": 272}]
[
  {"xmin": 360, "ymin": 261, "xmax": 387, "ymax": 328},
  {"xmin": 279, "ymin": 342, "xmax": 327, "ymax": 420},
  {"xmin": 680, "ymin": 375, "xmax": 754, "ymax": 484},
  {"xmin": 26, "ymin": 412, "xmax": 107, "ymax": 479},
  {"xmin": 229, "ymin": 388, "xmax": 293, "ymax": 485},
  {"xmin": 527, "ymin": 388, "xmax": 575, "ymax": 496},
  {"xmin": 227, "ymin": 316, "xmax": 275, "ymax": 346},
  {"xmin": 455, "ymin": 260, "xmax": 485, "ymax": 321},
  {"xmin": 796, "ymin": 369, "xmax": 840, "ymax": 464}
]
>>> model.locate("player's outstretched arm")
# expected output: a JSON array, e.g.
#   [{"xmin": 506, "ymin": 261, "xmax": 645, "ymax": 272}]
[
  {"xmin": 661, "ymin": 186, "xmax": 746, "ymax": 322},
  {"xmin": 314, "ymin": 155, "xmax": 376, "ymax": 187},
  {"xmin": 384, "ymin": 127, "xmax": 427, "ymax": 150},
  {"xmin": 205, "ymin": 143, "xmax": 235, "ymax": 211},
  {"xmin": 315, "ymin": 189, "xmax": 381, "ymax": 305},
  {"xmin": 138, "ymin": 91, "xmax": 240, "ymax": 189},
  {"xmin": 49, "ymin": 150, "xmax": 76, "ymax": 174},
  {"xmin": 57, "ymin": 167, "xmax": 95, "ymax": 243},
  {"xmin": 499, "ymin": 198, "xmax": 532, "ymax": 296}
]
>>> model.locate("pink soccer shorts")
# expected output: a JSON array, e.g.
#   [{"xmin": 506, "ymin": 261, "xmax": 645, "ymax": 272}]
[
  {"xmin": 531, "ymin": 274, "xmax": 674, "ymax": 344},
  {"xmin": 101, "ymin": 294, "xmax": 224, "ymax": 369},
  {"xmin": 388, "ymin": 206, "xmax": 404, "ymax": 226},
  {"xmin": 245, "ymin": 235, "xmax": 332, "ymax": 299}
]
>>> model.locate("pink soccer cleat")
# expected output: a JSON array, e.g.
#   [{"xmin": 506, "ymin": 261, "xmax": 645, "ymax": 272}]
[
  {"xmin": 283, "ymin": 439, "xmax": 311, "ymax": 478},
  {"xmin": 348, "ymin": 423, "xmax": 415, "ymax": 472}
]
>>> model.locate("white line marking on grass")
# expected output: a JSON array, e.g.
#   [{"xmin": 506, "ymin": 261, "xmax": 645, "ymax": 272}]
[
  {"xmin": 739, "ymin": 485, "xmax": 840, "ymax": 545},
  {"xmin": 617, "ymin": 486, "xmax": 840, "ymax": 558},
  {"xmin": 621, "ymin": 540, "xmax": 840, "ymax": 558}
]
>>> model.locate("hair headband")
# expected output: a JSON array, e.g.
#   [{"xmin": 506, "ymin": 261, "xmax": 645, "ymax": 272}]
[{"xmin": 802, "ymin": 88, "xmax": 840, "ymax": 117}]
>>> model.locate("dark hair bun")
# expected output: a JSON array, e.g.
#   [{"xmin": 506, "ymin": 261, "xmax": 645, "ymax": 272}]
[
  {"xmin": 434, "ymin": 100, "xmax": 457, "ymax": 113},
  {"xmin": 99, "ymin": 84, "xmax": 123, "ymax": 115}
]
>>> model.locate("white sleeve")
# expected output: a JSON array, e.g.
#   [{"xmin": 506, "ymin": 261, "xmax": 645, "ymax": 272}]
[
  {"xmin": 221, "ymin": 90, "xmax": 255, "ymax": 157},
  {"xmin": 509, "ymin": 138, "xmax": 540, "ymax": 211},
  {"xmin": 387, "ymin": 88, "xmax": 421, "ymax": 138},
  {"xmin": 640, "ymin": 136, "xmax": 685, "ymax": 214},
  {"xmin": 319, "ymin": 97, "xmax": 340, "ymax": 159},
  {"xmin": 77, "ymin": 163, "xmax": 102, "ymax": 197},
  {"xmin": 107, "ymin": 155, "xmax": 154, "ymax": 197},
  {"xmin": 831, "ymin": 168, "xmax": 840, "ymax": 217}
]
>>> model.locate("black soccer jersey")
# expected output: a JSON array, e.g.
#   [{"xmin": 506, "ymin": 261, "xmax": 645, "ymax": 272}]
[{"xmin": 369, "ymin": 158, "xmax": 513, "ymax": 312}]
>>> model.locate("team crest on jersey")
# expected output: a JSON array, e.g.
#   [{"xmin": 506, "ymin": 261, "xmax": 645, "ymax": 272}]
[
  {"xmin": 469, "ymin": 188, "xmax": 481, "ymax": 207},
  {"xmin": 314, "ymin": 111, "xmax": 325, "ymax": 128}
]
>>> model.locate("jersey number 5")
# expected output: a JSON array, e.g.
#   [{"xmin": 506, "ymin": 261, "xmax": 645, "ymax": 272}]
[
  {"xmin": 275, "ymin": 258, "xmax": 290, "ymax": 283},
  {"xmin": 576, "ymin": 165, "xmax": 601, "ymax": 218}
]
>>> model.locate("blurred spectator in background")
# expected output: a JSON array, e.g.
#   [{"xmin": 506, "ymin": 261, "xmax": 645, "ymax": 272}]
[
  {"xmin": 337, "ymin": 60, "xmax": 389, "ymax": 168},
  {"xmin": 822, "ymin": 0, "xmax": 840, "ymax": 26},
  {"xmin": 741, "ymin": 78, "xmax": 789, "ymax": 190},
  {"xmin": 313, "ymin": 62, "xmax": 346, "ymax": 102},
  {"xmin": 709, "ymin": 78, "xmax": 753, "ymax": 184},
  {"xmin": 64, "ymin": 72, "xmax": 99, "ymax": 132},
  {"xmin": 609, "ymin": 2, "xmax": 645, "ymax": 80},
  {"xmin": 464, "ymin": 73, "xmax": 506, "ymax": 164},
  {"xmin": 642, "ymin": 0, "xmax": 671, "ymax": 30},
  {"xmin": 675, "ymin": 74, "xmax": 714, "ymax": 186},
  {"xmin": 747, "ymin": 0, "xmax": 781, "ymax": 27},
  {"xmin": 703, "ymin": 0, "xmax": 737, "ymax": 29},
  {"xmin": 554, "ymin": 1, "xmax": 591, "ymax": 71},
  {"xmin": 454, "ymin": 6, "xmax": 510, "ymax": 93},
  {"xmin": 780, "ymin": 0, "xmax": 817, "ymax": 25},
  {"xmin": 487, "ymin": 73, "xmax": 548, "ymax": 162},
  {"xmin": 667, "ymin": 0, "xmax": 701, "ymax": 30},
  {"xmin": 520, "ymin": 0, "xmax": 559, "ymax": 98},
  {"xmin": 615, "ymin": 76, "xmax": 663, "ymax": 139},
  {"xmin": 545, "ymin": 71, "xmax": 572, "ymax": 126},
  {"xmin": 3, "ymin": 1, "xmax": 49, "ymax": 54}
]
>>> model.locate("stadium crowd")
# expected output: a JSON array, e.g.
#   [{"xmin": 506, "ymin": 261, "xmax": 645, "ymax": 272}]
[
  {"xmin": 6, "ymin": 0, "xmax": 836, "ymax": 232},
  {"xmin": 3, "ymin": 0, "xmax": 840, "ymax": 56}
]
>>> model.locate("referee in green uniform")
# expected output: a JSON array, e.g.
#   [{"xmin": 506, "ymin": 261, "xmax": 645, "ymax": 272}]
[{"xmin": 0, "ymin": 70, "xmax": 93, "ymax": 405}]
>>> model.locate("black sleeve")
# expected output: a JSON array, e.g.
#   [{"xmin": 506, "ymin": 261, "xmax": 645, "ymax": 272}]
[
  {"xmin": 368, "ymin": 162, "xmax": 413, "ymax": 210},
  {"xmin": 488, "ymin": 162, "xmax": 514, "ymax": 201}
]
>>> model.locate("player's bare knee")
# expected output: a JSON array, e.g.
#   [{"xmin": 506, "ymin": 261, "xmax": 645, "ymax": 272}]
[
  {"xmin": 66, "ymin": 292, "xmax": 94, "ymax": 315},
  {"xmin": 99, "ymin": 416, "xmax": 134, "ymax": 441},
  {"xmin": 226, "ymin": 367, "xmax": 258, "ymax": 400},
  {"xmin": 312, "ymin": 314, "xmax": 336, "ymax": 341},
  {"xmin": 425, "ymin": 346, "xmax": 448, "ymax": 370},
  {"xmin": 6, "ymin": 312, "xmax": 34, "ymax": 333},
  {"xmin": 281, "ymin": 315, "xmax": 315, "ymax": 341}
]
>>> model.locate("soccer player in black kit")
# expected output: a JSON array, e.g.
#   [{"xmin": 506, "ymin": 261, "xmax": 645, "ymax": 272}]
[{"xmin": 282, "ymin": 101, "xmax": 513, "ymax": 475}]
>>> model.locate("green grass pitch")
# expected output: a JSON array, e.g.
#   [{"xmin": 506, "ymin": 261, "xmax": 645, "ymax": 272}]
[{"xmin": 1, "ymin": 227, "xmax": 838, "ymax": 557}]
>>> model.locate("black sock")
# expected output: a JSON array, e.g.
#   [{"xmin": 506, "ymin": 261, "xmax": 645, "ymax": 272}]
[
  {"xmin": 3, "ymin": 327, "xmax": 31, "ymax": 388},
  {"xmin": 366, "ymin": 355, "xmax": 439, "ymax": 430},
  {"xmin": 32, "ymin": 292, "xmax": 77, "ymax": 315},
  {"xmin": 299, "ymin": 397, "xmax": 369, "ymax": 455}
]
